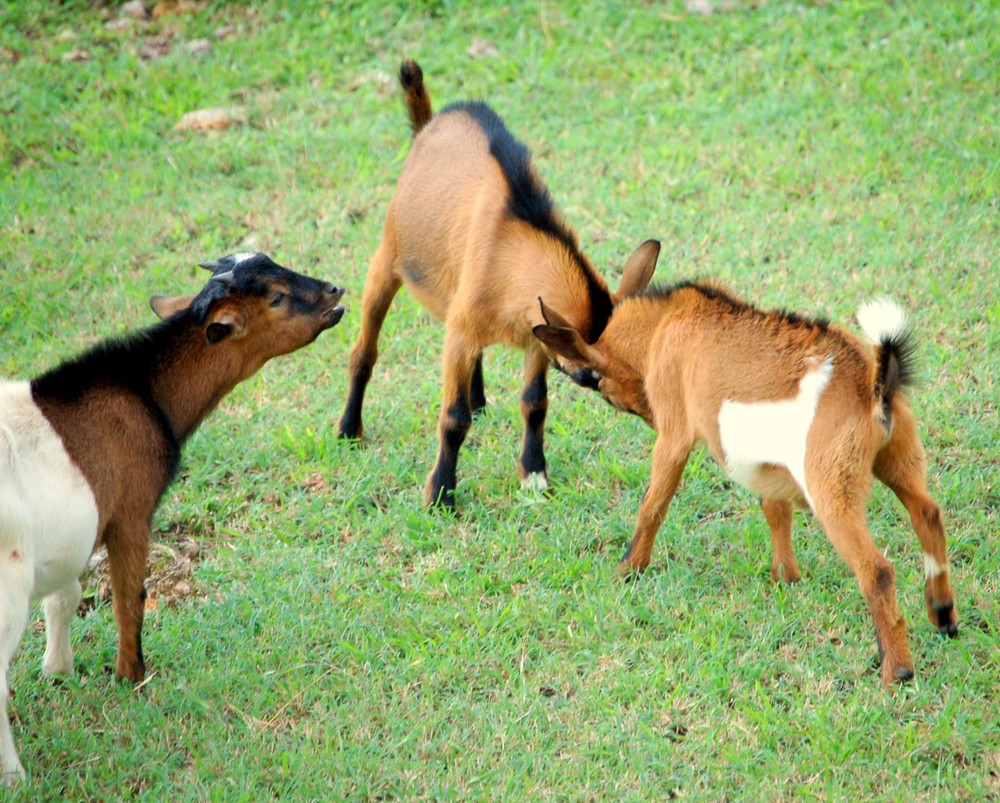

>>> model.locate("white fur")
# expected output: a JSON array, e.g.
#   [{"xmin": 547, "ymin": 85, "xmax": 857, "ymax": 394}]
[
  {"xmin": 857, "ymin": 297, "xmax": 908, "ymax": 344},
  {"xmin": 229, "ymin": 251, "xmax": 258, "ymax": 265},
  {"xmin": 924, "ymin": 553, "xmax": 949, "ymax": 580},
  {"xmin": 521, "ymin": 471, "xmax": 549, "ymax": 492},
  {"xmin": 0, "ymin": 380, "xmax": 99, "ymax": 785},
  {"xmin": 718, "ymin": 357, "xmax": 834, "ymax": 512}
]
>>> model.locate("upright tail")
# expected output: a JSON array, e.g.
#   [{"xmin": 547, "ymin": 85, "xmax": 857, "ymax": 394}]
[
  {"xmin": 399, "ymin": 59, "xmax": 433, "ymax": 136},
  {"xmin": 857, "ymin": 297, "xmax": 916, "ymax": 429}
]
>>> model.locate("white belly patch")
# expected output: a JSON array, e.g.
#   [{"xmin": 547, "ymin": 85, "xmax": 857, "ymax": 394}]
[{"xmin": 717, "ymin": 357, "xmax": 833, "ymax": 511}]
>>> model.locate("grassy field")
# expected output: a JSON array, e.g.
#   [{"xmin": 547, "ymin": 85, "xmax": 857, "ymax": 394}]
[{"xmin": 1, "ymin": 0, "xmax": 997, "ymax": 798}]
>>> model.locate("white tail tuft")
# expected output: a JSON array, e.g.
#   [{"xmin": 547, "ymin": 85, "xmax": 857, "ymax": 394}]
[{"xmin": 857, "ymin": 297, "xmax": 908, "ymax": 344}]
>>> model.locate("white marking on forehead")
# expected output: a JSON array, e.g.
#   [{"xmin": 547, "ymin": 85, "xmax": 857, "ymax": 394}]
[
  {"xmin": 718, "ymin": 357, "xmax": 834, "ymax": 512},
  {"xmin": 924, "ymin": 553, "xmax": 949, "ymax": 580},
  {"xmin": 229, "ymin": 251, "xmax": 258, "ymax": 265}
]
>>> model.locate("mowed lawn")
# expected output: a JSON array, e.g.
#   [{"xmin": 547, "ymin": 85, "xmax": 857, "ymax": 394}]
[{"xmin": 1, "ymin": 0, "xmax": 997, "ymax": 798}]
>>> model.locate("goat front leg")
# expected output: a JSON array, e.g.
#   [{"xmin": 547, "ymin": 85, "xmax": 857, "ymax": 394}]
[
  {"xmin": 338, "ymin": 241, "xmax": 402, "ymax": 440},
  {"xmin": 874, "ymin": 404, "xmax": 957, "ymax": 637},
  {"xmin": 104, "ymin": 522, "xmax": 150, "ymax": 682},
  {"xmin": 424, "ymin": 326, "xmax": 476, "ymax": 510},
  {"xmin": 0, "ymin": 565, "xmax": 30, "ymax": 785},
  {"xmin": 761, "ymin": 498, "xmax": 802, "ymax": 583},
  {"xmin": 518, "ymin": 345, "xmax": 549, "ymax": 491},
  {"xmin": 42, "ymin": 578, "xmax": 81, "ymax": 677},
  {"xmin": 618, "ymin": 434, "xmax": 690, "ymax": 575}
]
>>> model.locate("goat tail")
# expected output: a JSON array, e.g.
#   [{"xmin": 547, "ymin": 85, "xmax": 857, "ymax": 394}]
[
  {"xmin": 857, "ymin": 297, "xmax": 916, "ymax": 421},
  {"xmin": 399, "ymin": 59, "xmax": 433, "ymax": 136}
]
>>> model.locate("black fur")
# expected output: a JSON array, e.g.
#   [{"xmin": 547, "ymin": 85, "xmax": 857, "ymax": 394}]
[
  {"xmin": 190, "ymin": 254, "xmax": 333, "ymax": 323},
  {"xmin": 441, "ymin": 101, "xmax": 613, "ymax": 343},
  {"xmin": 873, "ymin": 327, "xmax": 916, "ymax": 412},
  {"xmin": 30, "ymin": 323, "xmax": 183, "ymax": 498},
  {"xmin": 519, "ymin": 369, "xmax": 548, "ymax": 477},
  {"xmin": 427, "ymin": 395, "xmax": 473, "ymax": 509},
  {"xmin": 470, "ymin": 356, "xmax": 487, "ymax": 413}
]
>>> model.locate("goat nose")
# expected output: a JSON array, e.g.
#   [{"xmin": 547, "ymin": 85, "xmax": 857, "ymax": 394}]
[{"xmin": 325, "ymin": 283, "xmax": 342, "ymax": 294}]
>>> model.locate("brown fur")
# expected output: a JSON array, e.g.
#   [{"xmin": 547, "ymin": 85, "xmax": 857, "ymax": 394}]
[
  {"xmin": 534, "ymin": 283, "xmax": 956, "ymax": 685},
  {"xmin": 32, "ymin": 256, "xmax": 344, "ymax": 681},
  {"xmin": 338, "ymin": 61, "xmax": 659, "ymax": 508}
]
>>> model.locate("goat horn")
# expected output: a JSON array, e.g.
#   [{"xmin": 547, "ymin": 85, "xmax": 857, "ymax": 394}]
[
  {"xmin": 210, "ymin": 269, "xmax": 235, "ymax": 285},
  {"xmin": 538, "ymin": 296, "xmax": 552, "ymax": 325}
]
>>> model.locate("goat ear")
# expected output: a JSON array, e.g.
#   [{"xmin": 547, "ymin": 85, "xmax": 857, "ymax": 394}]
[
  {"xmin": 204, "ymin": 309, "xmax": 246, "ymax": 345},
  {"xmin": 617, "ymin": 239, "xmax": 660, "ymax": 297},
  {"xmin": 532, "ymin": 323, "xmax": 592, "ymax": 364},
  {"xmin": 150, "ymin": 294, "xmax": 196, "ymax": 321}
]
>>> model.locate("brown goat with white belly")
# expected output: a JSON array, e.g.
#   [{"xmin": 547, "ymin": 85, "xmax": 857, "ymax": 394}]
[
  {"xmin": 337, "ymin": 60, "xmax": 659, "ymax": 509},
  {"xmin": 1, "ymin": 253, "xmax": 345, "ymax": 784},
  {"xmin": 533, "ymin": 281, "xmax": 956, "ymax": 685}
]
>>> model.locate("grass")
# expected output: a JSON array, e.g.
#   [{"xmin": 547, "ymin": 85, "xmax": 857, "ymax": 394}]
[{"xmin": 1, "ymin": 0, "xmax": 997, "ymax": 798}]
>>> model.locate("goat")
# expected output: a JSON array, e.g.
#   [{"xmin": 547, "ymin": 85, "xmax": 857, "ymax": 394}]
[
  {"xmin": 0, "ymin": 252, "xmax": 345, "ymax": 784},
  {"xmin": 532, "ymin": 282, "xmax": 956, "ymax": 685},
  {"xmin": 337, "ymin": 59, "xmax": 660, "ymax": 509}
]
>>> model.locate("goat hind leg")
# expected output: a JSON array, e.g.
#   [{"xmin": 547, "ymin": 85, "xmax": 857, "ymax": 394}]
[
  {"xmin": 874, "ymin": 405, "xmax": 956, "ymax": 637},
  {"xmin": 761, "ymin": 498, "xmax": 802, "ymax": 583},
  {"xmin": 0, "ymin": 568, "xmax": 30, "ymax": 784},
  {"xmin": 42, "ymin": 578, "xmax": 81, "ymax": 677},
  {"xmin": 470, "ymin": 355, "xmax": 487, "ymax": 414},
  {"xmin": 338, "ymin": 241, "xmax": 403, "ymax": 440},
  {"xmin": 813, "ymin": 500, "xmax": 913, "ymax": 684}
]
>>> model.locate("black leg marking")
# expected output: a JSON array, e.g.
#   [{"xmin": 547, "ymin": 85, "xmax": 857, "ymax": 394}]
[
  {"xmin": 339, "ymin": 359, "xmax": 374, "ymax": 439},
  {"xmin": 428, "ymin": 396, "xmax": 472, "ymax": 510},
  {"xmin": 933, "ymin": 602, "xmax": 958, "ymax": 638},
  {"xmin": 520, "ymin": 370, "xmax": 548, "ymax": 478},
  {"xmin": 470, "ymin": 356, "xmax": 487, "ymax": 414}
]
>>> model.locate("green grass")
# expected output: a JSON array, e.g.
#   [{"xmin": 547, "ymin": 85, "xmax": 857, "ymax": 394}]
[{"xmin": 1, "ymin": 0, "xmax": 997, "ymax": 798}]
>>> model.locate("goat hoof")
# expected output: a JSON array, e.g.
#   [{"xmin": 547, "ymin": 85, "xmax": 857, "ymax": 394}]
[
  {"xmin": 932, "ymin": 602, "xmax": 958, "ymax": 638},
  {"xmin": 425, "ymin": 489, "xmax": 457, "ymax": 513},
  {"xmin": 938, "ymin": 622, "xmax": 959, "ymax": 638},
  {"xmin": 770, "ymin": 562, "xmax": 803, "ymax": 584},
  {"xmin": 520, "ymin": 471, "xmax": 549, "ymax": 493},
  {"xmin": 892, "ymin": 666, "xmax": 915, "ymax": 683},
  {"xmin": 1, "ymin": 763, "xmax": 26, "ymax": 788},
  {"xmin": 615, "ymin": 560, "xmax": 645, "ymax": 581},
  {"xmin": 336, "ymin": 419, "xmax": 363, "ymax": 441}
]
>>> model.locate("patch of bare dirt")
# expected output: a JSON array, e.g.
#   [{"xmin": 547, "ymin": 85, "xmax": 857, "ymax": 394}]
[{"xmin": 78, "ymin": 531, "xmax": 205, "ymax": 617}]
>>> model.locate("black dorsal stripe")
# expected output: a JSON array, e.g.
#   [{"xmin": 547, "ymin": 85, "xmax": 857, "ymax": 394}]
[{"xmin": 442, "ymin": 101, "xmax": 612, "ymax": 343}]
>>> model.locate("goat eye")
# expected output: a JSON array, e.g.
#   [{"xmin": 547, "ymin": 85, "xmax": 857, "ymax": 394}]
[{"xmin": 269, "ymin": 292, "xmax": 286, "ymax": 307}]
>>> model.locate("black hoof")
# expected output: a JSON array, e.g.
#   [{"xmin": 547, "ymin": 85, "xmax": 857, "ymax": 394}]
[
  {"xmin": 938, "ymin": 622, "xmax": 959, "ymax": 638},
  {"xmin": 934, "ymin": 603, "xmax": 958, "ymax": 638},
  {"xmin": 894, "ymin": 666, "xmax": 915, "ymax": 682},
  {"xmin": 426, "ymin": 490, "xmax": 457, "ymax": 514}
]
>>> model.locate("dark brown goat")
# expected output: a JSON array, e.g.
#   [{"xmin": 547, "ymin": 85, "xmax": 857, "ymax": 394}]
[
  {"xmin": 533, "ymin": 283, "xmax": 956, "ymax": 685},
  {"xmin": 1, "ymin": 253, "xmax": 344, "ymax": 784},
  {"xmin": 337, "ymin": 60, "xmax": 660, "ymax": 508}
]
